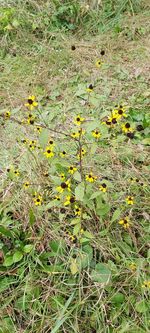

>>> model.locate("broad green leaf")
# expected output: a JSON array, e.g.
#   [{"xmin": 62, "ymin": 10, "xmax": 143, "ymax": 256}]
[
  {"xmin": 135, "ymin": 300, "xmax": 149, "ymax": 313},
  {"xmin": 111, "ymin": 293, "xmax": 125, "ymax": 304},
  {"xmin": 90, "ymin": 191, "xmax": 102, "ymax": 200},
  {"xmin": 23, "ymin": 244, "xmax": 33, "ymax": 253},
  {"xmin": 73, "ymin": 171, "xmax": 81, "ymax": 182},
  {"xmin": 75, "ymin": 182, "xmax": 85, "ymax": 201},
  {"xmin": 85, "ymin": 121, "xmax": 100, "ymax": 133},
  {"xmin": 0, "ymin": 225, "xmax": 13, "ymax": 238},
  {"xmin": 111, "ymin": 208, "xmax": 121, "ymax": 222},
  {"xmin": 73, "ymin": 223, "xmax": 81, "ymax": 236},
  {"xmin": 13, "ymin": 251, "xmax": 23, "ymax": 263},
  {"xmin": 83, "ymin": 230, "xmax": 94, "ymax": 239},
  {"xmin": 39, "ymin": 128, "xmax": 49, "ymax": 147},
  {"xmin": 70, "ymin": 259, "xmax": 79, "ymax": 275},
  {"xmin": 29, "ymin": 208, "xmax": 36, "ymax": 226},
  {"xmin": 3, "ymin": 256, "xmax": 14, "ymax": 267},
  {"xmin": 91, "ymin": 263, "xmax": 111, "ymax": 283}
]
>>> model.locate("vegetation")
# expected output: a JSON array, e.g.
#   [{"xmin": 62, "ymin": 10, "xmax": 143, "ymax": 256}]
[{"xmin": 0, "ymin": 1, "xmax": 150, "ymax": 332}]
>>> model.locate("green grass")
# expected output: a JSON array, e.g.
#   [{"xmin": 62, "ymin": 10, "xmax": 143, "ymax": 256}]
[{"xmin": 0, "ymin": 1, "xmax": 150, "ymax": 333}]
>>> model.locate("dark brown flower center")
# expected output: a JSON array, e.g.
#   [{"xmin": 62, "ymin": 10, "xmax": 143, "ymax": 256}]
[
  {"xmin": 28, "ymin": 99, "xmax": 33, "ymax": 104},
  {"xmin": 125, "ymin": 123, "xmax": 130, "ymax": 128},
  {"xmin": 102, "ymin": 183, "xmax": 106, "ymax": 188},
  {"xmin": 61, "ymin": 182, "xmax": 67, "ymax": 189}
]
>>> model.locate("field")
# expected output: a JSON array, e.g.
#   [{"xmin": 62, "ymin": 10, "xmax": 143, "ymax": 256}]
[{"xmin": 0, "ymin": 1, "xmax": 150, "ymax": 332}]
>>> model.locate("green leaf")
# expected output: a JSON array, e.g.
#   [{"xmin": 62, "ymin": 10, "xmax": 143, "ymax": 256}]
[
  {"xmin": 83, "ymin": 230, "xmax": 94, "ymax": 239},
  {"xmin": 70, "ymin": 259, "xmax": 79, "ymax": 275},
  {"xmin": 29, "ymin": 208, "xmax": 36, "ymax": 226},
  {"xmin": 85, "ymin": 121, "xmax": 100, "ymax": 133},
  {"xmin": 73, "ymin": 223, "xmax": 81, "ymax": 236},
  {"xmin": 91, "ymin": 263, "xmax": 111, "ymax": 283},
  {"xmin": 39, "ymin": 128, "xmax": 49, "ymax": 147},
  {"xmin": 111, "ymin": 293, "xmax": 125, "ymax": 304},
  {"xmin": 111, "ymin": 208, "xmax": 121, "ymax": 222},
  {"xmin": 75, "ymin": 182, "xmax": 85, "ymax": 201},
  {"xmin": 90, "ymin": 191, "xmax": 102, "ymax": 200},
  {"xmin": 135, "ymin": 300, "xmax": 149, "ymax": 313},
  {"xmin": 0, "ymin": 225, "xmax": 13, "ymax": 238},
  {"xmin": 73, "ymin": 171, "xmax": 81, "ymax": 182},
  {"xmin": 141, "ymin": 138, "xmax": 150, "ymax": 145},
  {"xmin": 3, "ymin": 256, "xmax": 14, "ymax": 267},
  {"xmin": 13, "ymin": 251, "xmax": 23, "ymax": 263},
  {"xmin": 23, "ymin": 244, "xmax": 33, "ymax": 253}
]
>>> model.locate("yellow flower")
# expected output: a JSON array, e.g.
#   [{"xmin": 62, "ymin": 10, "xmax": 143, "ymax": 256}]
[
  {"xmin": 126, "ymin": 196, "xmax": 134, "ymax": 205},
  {"xmin": 68, "ymin": 166, "xmax": 77, "ymax": 174},
  {"xmin": 78, "ymin": 128, "xmax": 85, "ymax": 136},
  {"xmin": 35, "ymin": 126, "xmax": 42, "ymax": 133},
  {"xmin": 142, "ymin": 281, "xmax": 150, "ymax": 288},
  {"xmin": 44, "ymin": 147, "xmax": 54, "ymax": 158},
  {"xmin": 74, "ymin": 115, "xmax": 85, "ymax": 126},
  {"xmin": 60, "ymin": 150, "xmax": 67, "ymax": 158},
  {"xmin": 54, "ymin": 195, "xmax": 61, "ymax": 201},
  {"xmin": 5, "ymin": 111, "xmax": 11, "ymax": 118},
  {"xmin": 75, "ymin": 205, "xmax": 81, "ymax": 216},
  {"xmin": 86, "ymin": 84, "xmax": 94, "ymax": 92},
  {"xmin": 71, "ymin": 131, "xmax": 79, "ymax": 138},
  {"xmin": 14, "ymin": 169, "xmax": 20, "ymax": 176},
  {"xmin": 48, "ymin": 139, "xmax": 55, "ymax": 146},
  {"xmin": 33, "ymin": 194, "xmax": 43, "ymax": 206},
  {"xmin": 21, "ymin": 138, "xmax": 28, "ymax": 144},
  {"xmin": 78, "ymin": 148, "xmax": 86, "ymax": 158},
  {"xmin": 86, "ymin": 172, "xmax": 97, "ymax": 183},
  {"xmin": 112, "ymin": 106, "xmax": 127, "ymax": 119},
  {"xmin": 56, "ymin": 180, "xmax": 71, "ymax": 193},
  {"xmin": 27, "ymin": 116, "xmax": 35, "ymax": 125},
  {"xmin": 129, "ymin": 263, "xmax": 136, "ymax": 271},
  {"xmin": 29, "ymin": 140, "xmax": 37, "ymax": 150},
  {"xmin": 95, "ymin": 59, "xmax": 104, "ymax": 68},
  {"xmin": 99, "ymin": 183, "xmax": 107, "ymax": 192},
  {"xmin": 25, "ymin": 95, "xmax": 38, "ymax": 110},
  {"xmin": 23, "ymin": 182, "xmax": 30, "ymax": 189},
  {"xmin": 92, "ymin": 129, "xmax": 101, "ymax": 138},
  {"xmin": 60, "ymin": 173, "xmax": 65, "ymax": 180},
  {"xmin": 64, "ymin": 195, "xmax": 75, "ymax": 206},
  {"xmin": 122, "ymin": 123, "xmax": 133, "ymax": 133},
  {"xmin": 118, "ymin": 216, "xmax": 130, "ymax": 229}
]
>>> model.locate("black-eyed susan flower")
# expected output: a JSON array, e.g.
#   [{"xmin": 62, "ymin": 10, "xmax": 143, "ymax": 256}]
[
  {"xmin": 86, "ymin": 84, "xmax": 94, "ymax": 92},
  {"xmin": 60, "ymin": 150, "xmax": 67, "ymax": 158},
  {"xmin": 126, "ymin": 196, "xmax": 134, "ymax": 205},
  {"xmin": 142, "ymin": 281, "xmax": 150, "ymax": 288},
  {"xmin": 68, "ymin": 166, "xmax": 77, "ymax": 175},
  {"xmin": 60, "ymin": 173, "xmax": 65, "ymax": 180},
  {"xmin": 48, "ymin": 139, "xmax": 55, "ymax": 146},
  {"xmin": 5, "ymin": 111, "xmax": 11, "ymax": 118},
  {"xmin": 75, "ymin": 205, "xmax": 81, "ymax": 216},
  {"xmin": 29, "ymin": 140, "xmax": 36, "ymax": 150},
  {"xmin": 74, "ymin": 115, "xmax": 85, "ymax": 126},
  {"xmin": 33, "ymin": 194, "xmax": 43, "ymax": 206},
  {"xmin": 99, "ymin": 183, "xmax": 107, "ymax": 192},
  {"xmin": 95, "ymin": 59, "xmax": 104, "ymax": 68},
  {"xmin": 27, "ymin": 116, "xmax": 35, "ymax": 125},
  {"xmin": 78, "ymin": 147, "xmax": 86, "ymax": 158},
  {"xmin": 118, "ymin": 216, "xmax": 130, "ymax": 229},
  {"xmin": 14, "ymin": 169, "xmax": 20, "ymax": 177},
  {"xmin": 44, "ymin": 147, "xmax": 54, "ymax": 158},
  {"xmin": 64, "ymin": 195, "xmax": 75, "ymax": 206},
  {"xmin": 54, "ymin": 195, "xmax": 61, "ymax": 201},
  {"xmin": 122, "ymin": 123, "xmax": 133, "ymax": 133},
  {"xmin": 126, "ymin": 132, "xmax": 134, "ymax": 139},
  {"xmin": 92, "ymin": 129, "xmax": 101, "ymax": 139},
  {"xmin": 35, "ymin": 126, "xmax": 42, "ymax": 133},
  {"xmin": 23, "ymin": 181, "xmax": 30, "ymax": 189},
  {"xmin": 112, "ymin": 107, "xmax": 127, "ymax": 120},
  {"xmin": 56, "ymin": 180, "xmax": 71, "ymax": 193},
  {"xmin": 136, "ymin": 124, "xmax": 144, "ymax": 131},
  {"xmin": 86, "ymin": 172, "xmax": 97, "ymax": 183},
  {"xmin": 78, "ymin": 128, "xmax": 85, "ymax": 136},
  {"xmin": 71, "ymin": 131, "xmax": 79, "ymax": 138},
  {"xmin": 25, "ymin": 95, "xmax": 38, "ymax": 110},
  {"xmin": 21, "ymin": 138, "xmax": 28, "ymax": 144}
]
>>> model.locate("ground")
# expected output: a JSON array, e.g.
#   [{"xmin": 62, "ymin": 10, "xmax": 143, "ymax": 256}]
[{"xmin": 0, "ymin": 1, "xmax": 150, "ymax": 333}]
